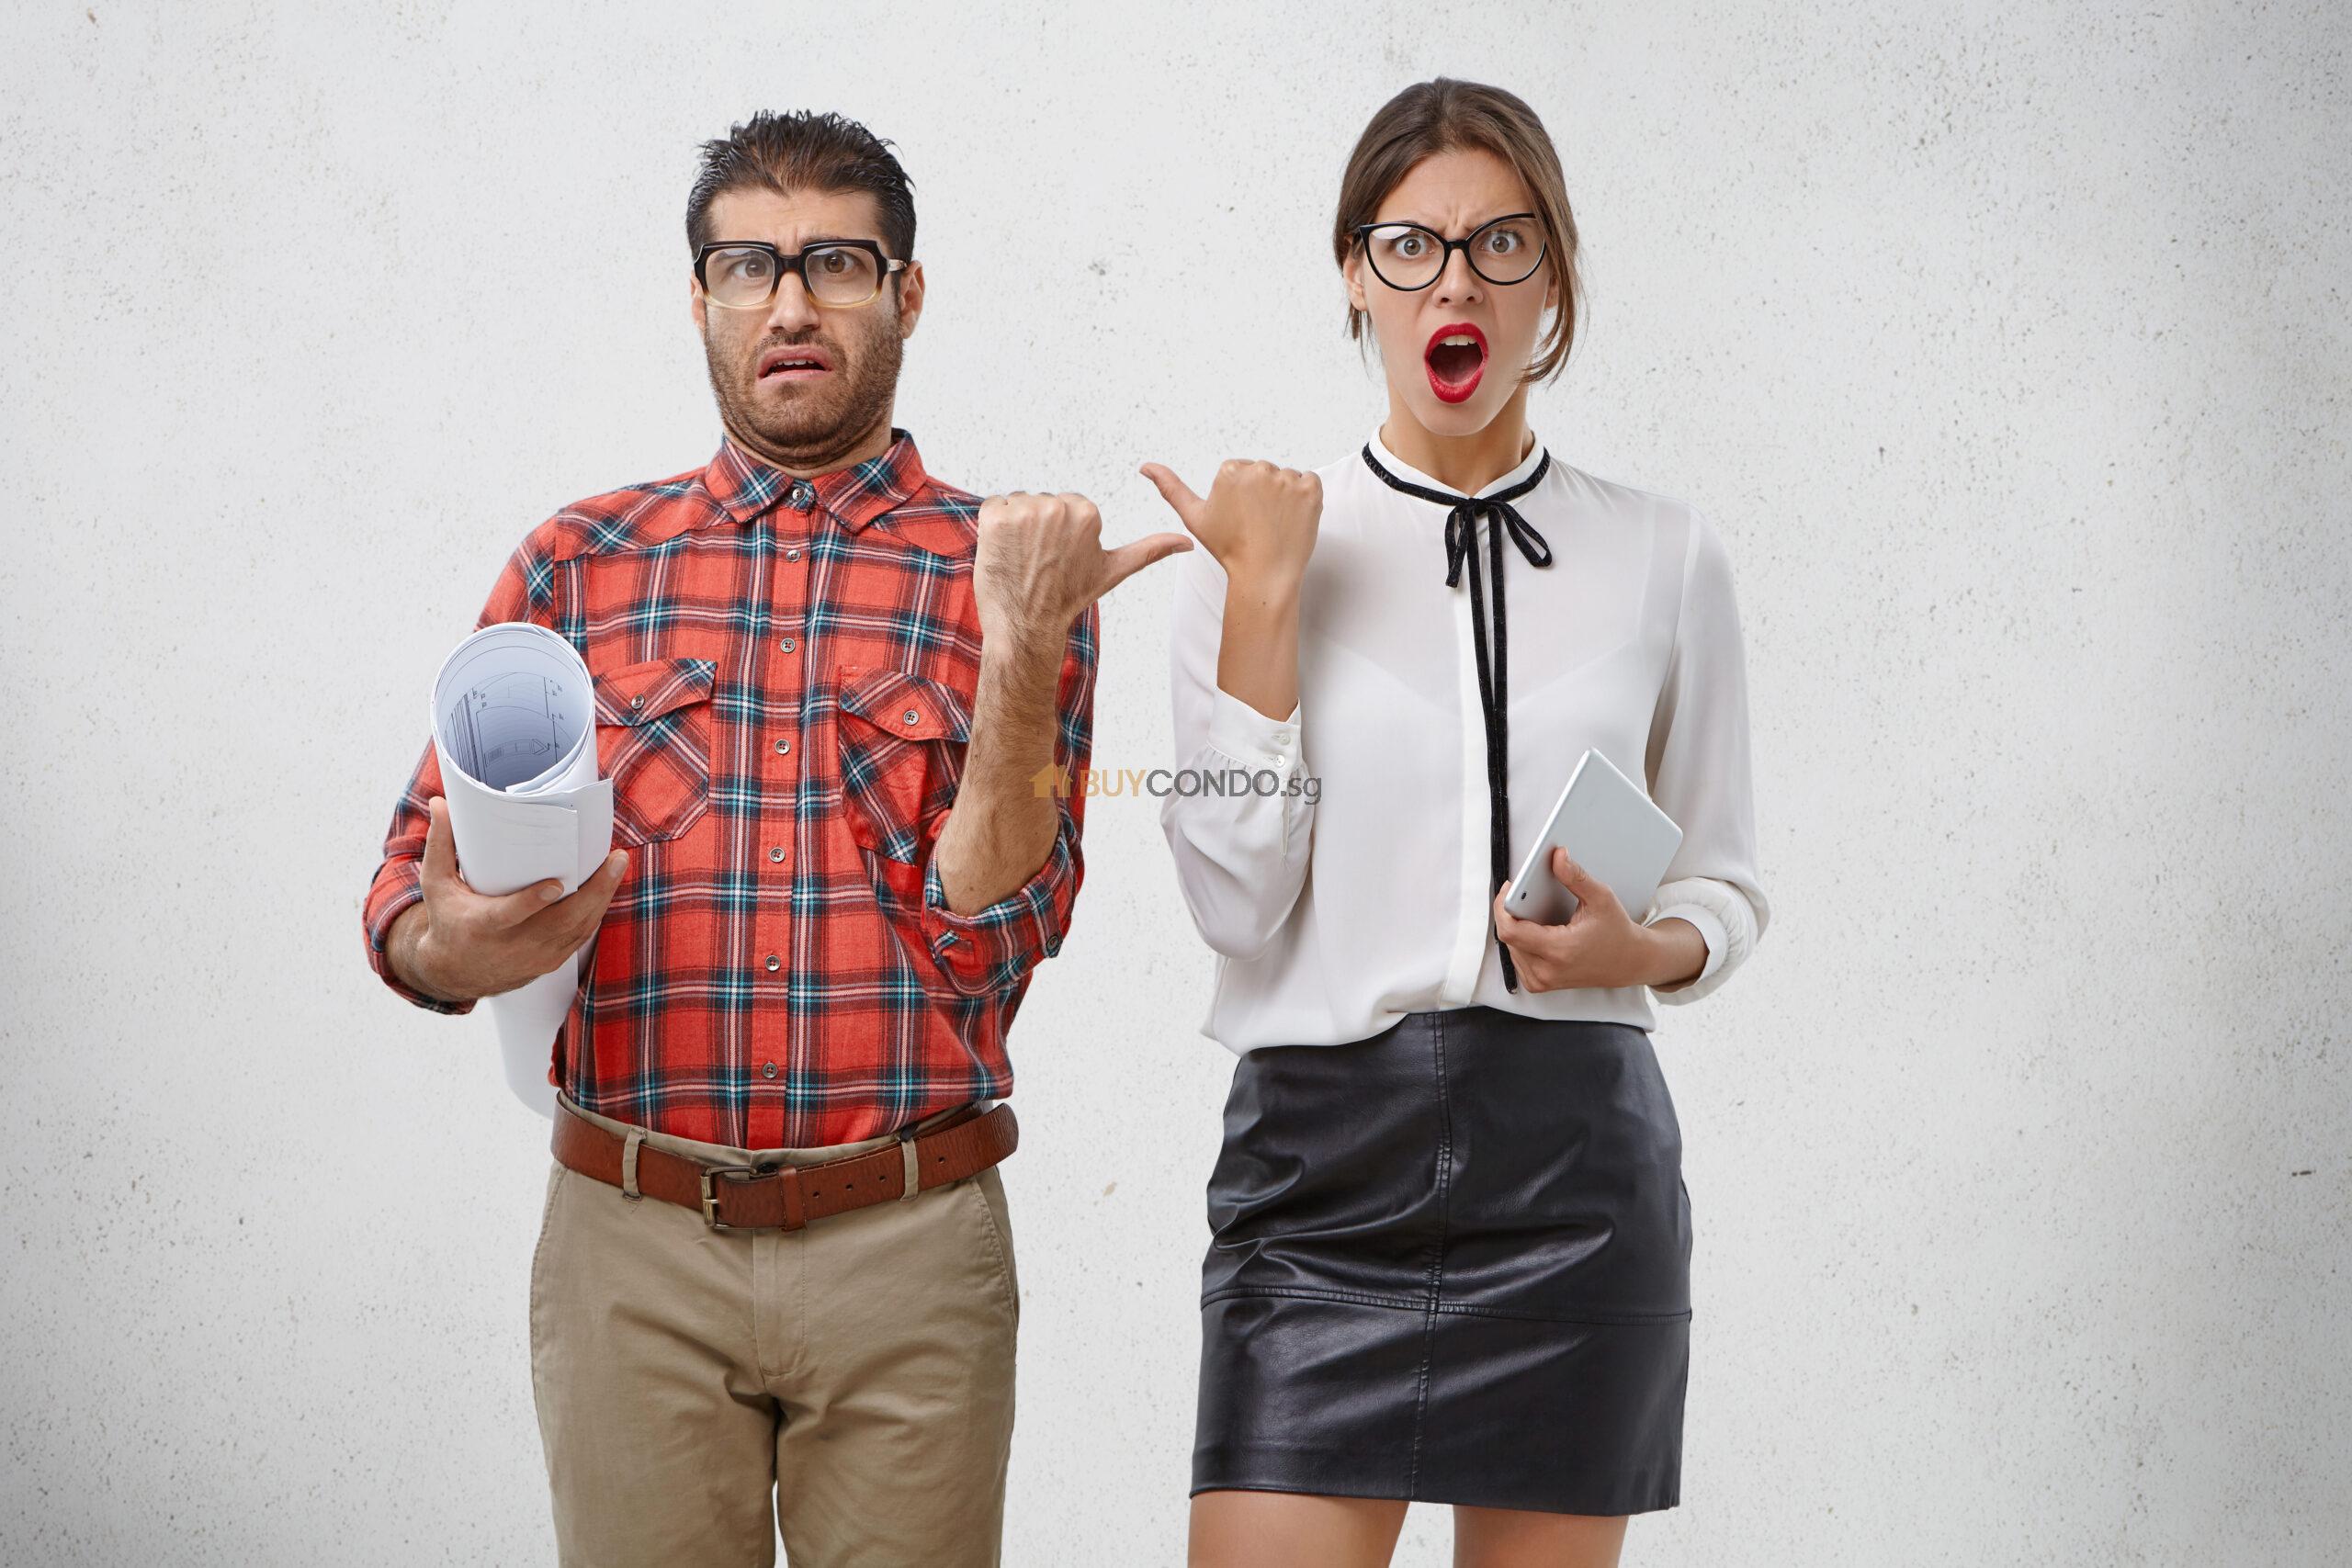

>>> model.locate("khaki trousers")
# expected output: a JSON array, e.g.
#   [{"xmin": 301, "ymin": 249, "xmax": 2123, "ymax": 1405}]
[{"xmin": 529, "ymin": 1092, "xmax": 1020, "ymax": 1567}]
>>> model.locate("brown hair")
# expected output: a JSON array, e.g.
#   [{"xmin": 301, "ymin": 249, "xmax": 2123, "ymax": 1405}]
[
  {"xmin": 1332, "ymin": 78, "xmax": 1584, "ymax": 386},
  {"xmin": 686, "ymin": 109, "xmax": 917, "ymax": 264}
]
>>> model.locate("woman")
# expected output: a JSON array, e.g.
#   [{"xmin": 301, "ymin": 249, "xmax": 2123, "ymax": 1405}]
[{"xmin": 1142, "ymin": 78, "xmax": 1770, "ymax": 1568}]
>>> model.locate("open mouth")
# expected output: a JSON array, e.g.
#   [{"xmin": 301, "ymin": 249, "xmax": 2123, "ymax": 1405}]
[
  {"xmin": 757, "ymin": 344, "xmax": 832, "ymax": 383},
  {"xmin": 1424, "ymin": 322, "xmax": 1487, "ymax": 404}
]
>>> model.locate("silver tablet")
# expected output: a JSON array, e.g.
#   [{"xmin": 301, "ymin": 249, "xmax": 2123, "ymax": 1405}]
[{"xmin": 1501, "ymin": 749, "xmax": 1684, "ymax": 928}]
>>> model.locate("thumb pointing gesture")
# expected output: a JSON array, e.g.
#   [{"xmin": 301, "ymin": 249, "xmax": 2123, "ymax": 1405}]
[
  {"xmin": 1137, "ymin": 457, "xmax": 1321, "ymax": 584},
  {"xmin": 1137, "ymin": 462, "xmax": 1207, "ymax": 536}
]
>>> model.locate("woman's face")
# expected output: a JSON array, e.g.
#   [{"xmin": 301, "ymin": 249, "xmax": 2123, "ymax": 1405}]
[{"xmin": 1344, "ymin": 145, "xmax": 1559, "ymax": 439}]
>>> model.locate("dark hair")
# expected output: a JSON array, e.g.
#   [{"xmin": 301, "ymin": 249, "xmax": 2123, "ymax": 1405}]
[
  {"xmin": 685, "ymin": 109, "xmax": 917, "ymax": 262},
  {"xmin": 1333, "ymin": 78, "xmax": 1584, "ymax": 386}
]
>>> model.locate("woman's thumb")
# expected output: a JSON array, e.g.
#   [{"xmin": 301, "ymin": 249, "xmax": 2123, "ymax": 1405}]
[{"xmin": 1138, "ymin": 462, "xmax": 1204, "ymax": 531}]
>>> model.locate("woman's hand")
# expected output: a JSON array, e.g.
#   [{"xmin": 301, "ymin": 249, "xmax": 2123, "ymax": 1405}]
[
  {"xmin": 1493, "ymin": 846, "xmax": 1696, "ymax": 992},
  {"xmin": 1139, "ymin": 458, "xmax": 1317, "ymax": 728},
  {"xmin": 1138, "ymin": 458, "xmax": 1321, "ymax": 591}
]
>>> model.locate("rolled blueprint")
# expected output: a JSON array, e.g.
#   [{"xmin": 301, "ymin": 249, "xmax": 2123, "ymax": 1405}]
[{"xmin": 428, "ymin": 622, "xmax": 616, "ymax": 1118}]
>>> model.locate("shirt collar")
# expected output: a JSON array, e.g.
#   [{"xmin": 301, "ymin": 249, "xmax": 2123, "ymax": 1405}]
[
  {"xmin": 705, "ymin": 427, "xmax": 929, "ymax": 533},
  {"xmin": 1367, "ymin": 423, "xmax": 1546, "ymax": 500}
]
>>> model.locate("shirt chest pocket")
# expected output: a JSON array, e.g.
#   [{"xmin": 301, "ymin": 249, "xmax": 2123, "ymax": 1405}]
[
  {"xmin": 592, "ymin": 656, "xmax": 718, "ymax": 846},
  {"xmin": 834, "ymin": 665, "xmax": 975, "ymax": 863}
]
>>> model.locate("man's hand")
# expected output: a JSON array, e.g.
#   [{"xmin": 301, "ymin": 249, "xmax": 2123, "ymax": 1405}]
[
  {"xmin": 1492, "ymin": 846, "xmax": 1675, "ymax": 993},
  {"xmin": 1138, "ymin": 458, "xmax": 1321, "ymax": 591},
  {"xmin": 389, "ymin": 795, "xmax": 630, "ymax": 1006},
  {"xmin": 971, "ymin": 491, "xmax": 1191, "ymax": 650}
]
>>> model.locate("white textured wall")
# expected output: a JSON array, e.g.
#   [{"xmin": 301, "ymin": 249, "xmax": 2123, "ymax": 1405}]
[{"xmin": 5, "ymin": 2, "xmax": 2346, "ymax": 1563}]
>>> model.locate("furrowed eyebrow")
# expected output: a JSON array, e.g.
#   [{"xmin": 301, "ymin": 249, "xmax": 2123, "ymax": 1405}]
[
  {"xmin": 1378, "ymin": 212, "xmax": 1529, "ymax": 236},
  {"xmin": 710, "ymin": 236, "xmax": 883, "ymax": 251}
]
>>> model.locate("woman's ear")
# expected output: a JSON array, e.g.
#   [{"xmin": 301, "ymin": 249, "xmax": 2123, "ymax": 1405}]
[{"xmin": 1341, "ymin": 249, "xmax": 1367, "ymax": 313}]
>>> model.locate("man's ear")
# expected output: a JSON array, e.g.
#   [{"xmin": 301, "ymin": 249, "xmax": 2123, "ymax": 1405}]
[
  {"xmin": 897, "ymin": 259, "xmax": 926, "ymax": 340},
  {"xmin": 690, "ymin": 276, "xmax": 707, "ymax": 335}
]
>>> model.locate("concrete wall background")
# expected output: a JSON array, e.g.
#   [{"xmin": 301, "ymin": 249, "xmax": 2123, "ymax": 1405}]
[{"xmin": 4, "ymin": 2, "xmax": 2346, "ymax": 1562}]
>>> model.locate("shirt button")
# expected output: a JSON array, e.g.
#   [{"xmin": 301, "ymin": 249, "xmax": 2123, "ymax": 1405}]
[
  {"xmin": 769, "ymin": 845, "xmax": 786, "ymax": 863},
  {"xmin": 786, "ymin": 547, "xmax": 802, "ymax": 561},
  {"xmin": 775, "ymin": 737, "xmax": 791, "ymax": 755},
  {"xmin": 902, "ymin": 709, "xmax": 922, "ymax": 725},
  {"xmin": 1272, "ymin": 728, "xmax": 1292, "ymax": 744},
  {"xmin": 762, "ymin": 1061, "xmax": 778, "ymax": 1080},
  {"xmin": 791, "ymin": 482, "xmax": 812, "ymax": 507},
  {"xmin": 778, "ymin": 637, "xmax": 796, "ymax": 653},
  {"xmin": 764, "ymin": 953, "xmax": 781, "ymax": 972}
]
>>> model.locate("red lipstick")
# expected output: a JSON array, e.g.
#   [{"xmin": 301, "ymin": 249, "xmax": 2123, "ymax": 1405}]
[{"xmin": 1424, "ymin": 321, "xmax": 1487, "ymax": 404}]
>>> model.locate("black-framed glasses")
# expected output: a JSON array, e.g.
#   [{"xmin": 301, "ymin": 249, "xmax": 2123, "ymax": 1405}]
[
  {"xmin": 694, "ymin": 239, "xmax": 908, "ymax": 310},
  {"xmin": 1351, "ymin": 212, "xmax": 1547, "ymax": 291}
]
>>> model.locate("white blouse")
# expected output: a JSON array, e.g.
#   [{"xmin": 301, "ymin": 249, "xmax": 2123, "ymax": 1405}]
[{"xmin": 1159, "ymin": 425, "xmax": 1770, "ymax": 1053}]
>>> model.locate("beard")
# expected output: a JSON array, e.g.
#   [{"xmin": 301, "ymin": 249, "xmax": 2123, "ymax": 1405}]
[{"xmin": 704, "ymin": 303, "xmax": 904, "ymax": 472}]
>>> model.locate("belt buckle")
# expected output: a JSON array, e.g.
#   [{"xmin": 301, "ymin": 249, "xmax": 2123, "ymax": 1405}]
[{"xmin": 698, "ymin": 1162, "xmax": 802, "ymax": 1232}]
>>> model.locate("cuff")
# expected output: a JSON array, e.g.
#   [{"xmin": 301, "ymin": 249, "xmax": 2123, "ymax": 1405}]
[
  {"xmin": 920, "ymin": 815, "xmax": 1077, "ymax": 997},
  {"xmin": 363, "ymin": 863, "xmax": 476, "ymax": 1016},
  {"xmin": 1642, "ymin": 874, "xmax": 1758, "ymax": 1005},
  {"xmin": 1205, "ymin": 685, "xmax": 1303, "ymax": 774},
  {"xmin": 1645, "ymin": 903, "xmax": 1727, "ymax": 992}
]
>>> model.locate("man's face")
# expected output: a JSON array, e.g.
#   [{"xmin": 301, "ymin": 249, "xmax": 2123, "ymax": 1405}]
[{"xmin": 691, "ymin": 185, "xmax": 924, "ymax": 470}]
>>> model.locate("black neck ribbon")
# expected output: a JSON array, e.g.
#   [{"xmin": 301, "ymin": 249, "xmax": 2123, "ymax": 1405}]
[{"xmin": 1359, "ymin": 442, "xmax": 1554, "ymax": 992}]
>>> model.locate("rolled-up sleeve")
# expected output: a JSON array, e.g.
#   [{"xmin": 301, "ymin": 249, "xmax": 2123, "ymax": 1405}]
[
  {"xmin": 1643, "ymin": 507, "xmax": 1770, "ymax": 1003},
  {"xmin": 361, "ymin": 738, "xmax": 476, "ymax": 1015},
  {"xmin": 920, "ymin": 798, "xmax": 1080, "ymax": 995},
  {"xmin": 359, "ymin": 523, "xmax": 559, "ymax": 1014},
  {"xmin": 920, "ymin": 603, "xmax": 1095, "ymax": 997},
  {"xmin": 1158, "ymin": 548, "xmax": 1316, "ymax": 962}
]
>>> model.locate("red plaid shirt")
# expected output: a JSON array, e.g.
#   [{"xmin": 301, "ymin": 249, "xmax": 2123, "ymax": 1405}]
[{"xmin": 361, "ymin": 429, "xmax": 1094, "ymax": 1148}]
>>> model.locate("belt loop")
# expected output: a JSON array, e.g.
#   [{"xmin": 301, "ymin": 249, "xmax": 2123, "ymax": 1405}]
[
  {"xmin": 621, "ymin": 1130, "xmax": 644, "ymax": 1201},
  {"xmin": 898, "ymin": 1129, "xmax": 922, "ymax": 1201}
]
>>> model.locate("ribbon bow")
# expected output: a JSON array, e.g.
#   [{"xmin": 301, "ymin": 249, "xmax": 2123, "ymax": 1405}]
[{"xmin": 1360, "ymin": 443, "xmax": 1554, "ymax": 992}]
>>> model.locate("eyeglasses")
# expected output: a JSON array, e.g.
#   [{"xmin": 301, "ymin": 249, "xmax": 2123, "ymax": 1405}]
[
  {"xmin": 1350, "ymin": 212, "xmax": 1547, "ymax": 291},
  {"xmin": 694, "ymin": 239, "xmax": 908, "ymax": 310}
]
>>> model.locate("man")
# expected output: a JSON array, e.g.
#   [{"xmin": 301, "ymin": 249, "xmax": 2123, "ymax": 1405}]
[{"xmin": 360, "ymin": 109, "xmax": 1186, "ymax": 1566}]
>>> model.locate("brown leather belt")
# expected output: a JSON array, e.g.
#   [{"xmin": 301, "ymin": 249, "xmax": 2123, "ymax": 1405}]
[{"xmin": 551, "ymin": 1095, "xmax": 1018, "ymax": 1233}]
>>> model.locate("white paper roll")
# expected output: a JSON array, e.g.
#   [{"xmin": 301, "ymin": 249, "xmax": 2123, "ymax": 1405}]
[{"xmin": 428, "ymin": 622, "xmax": 616, "ymax": 1118}]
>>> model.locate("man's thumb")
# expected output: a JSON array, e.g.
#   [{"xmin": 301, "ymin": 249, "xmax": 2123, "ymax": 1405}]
[
  {"xmin": 420, "ymin": 795, "xmax": 457, "ymax": 888},
  {"xmin": 1099, "ymin": 531, "xmax": 1195, "ymax": 595}
]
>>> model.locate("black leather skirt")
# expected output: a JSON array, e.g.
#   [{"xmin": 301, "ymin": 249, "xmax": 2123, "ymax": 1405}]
[{"xmin": 1193, "ymin": 1006, "xmax": 1692, "ymax": 1516}]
